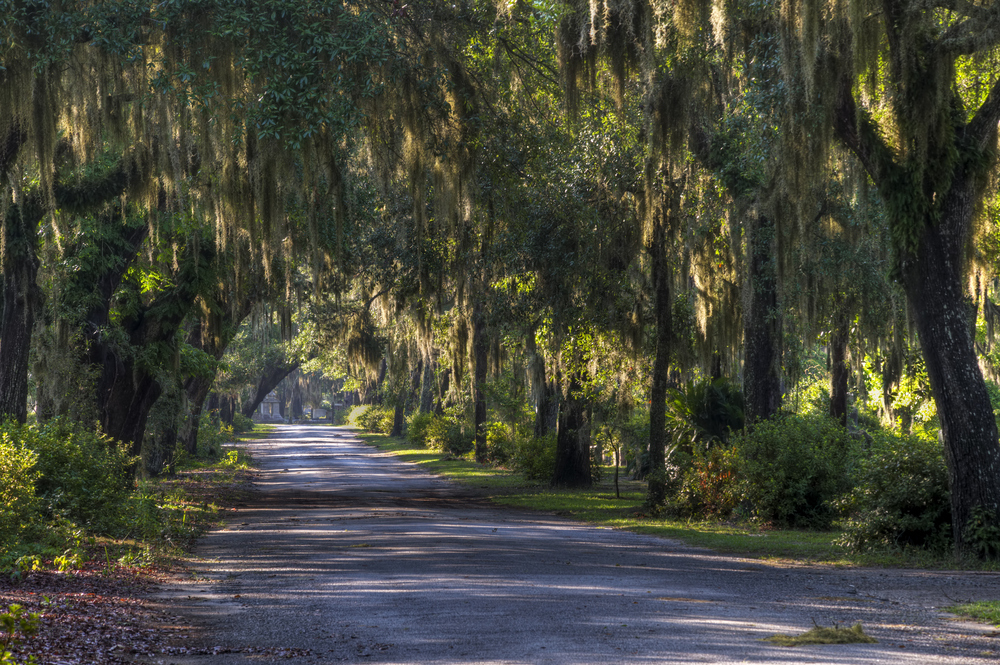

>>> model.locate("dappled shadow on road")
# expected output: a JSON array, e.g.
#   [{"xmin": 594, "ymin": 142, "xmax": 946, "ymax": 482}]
[{"xmin": 169, "ymin": 425, "xmax": 998, "ymax": 665}]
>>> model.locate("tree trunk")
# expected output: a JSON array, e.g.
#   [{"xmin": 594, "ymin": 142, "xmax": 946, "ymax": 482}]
[
  {"xmin": 551, "ymin": 371, "xmax": 591, "ymax": 487},
  {"xmin": 435, "ymin": 367, "xmax": 451, "ymax": 415},
  {"xmin": 390, "ymin": 388, "xmax": 405, "ymax": 438},
  {"xmin": 829, "ymin": 310, "xmax": 850, "ymax": 427},
  {"xmin": 526, "ymin": 326, "xmax": 551, "ymax": 437},
  {"xmin": 180, "ymin": 375, "xmax": 213, "ymax": 454},
  {"xmin": 419, "ymin": 356, "xmax": 434, "ymax": 414},
  {"xmin": 290, "ymin": 371, "xmax": 303, "ymax": 420},
  {"xmin": 743, "ymin": 214, "xmax": 782, "ymax": 422},
  {"xmin": 472, "ymin": 303, "xmax": 489, "ymax": 464},
  {"xmin": 241, "ymin": 360, "xmax": 301, "ymax": 418},
  {"xmin": 0, "ymin": 207, "xmax": 41, "ymax": 423},
  {"xmin": 901, "ymin": 201, "xmax": 1000, "ymax": 553},
  {"xmin": 647, "ymin": 220, "xmax": 672, "ymax": 507}
]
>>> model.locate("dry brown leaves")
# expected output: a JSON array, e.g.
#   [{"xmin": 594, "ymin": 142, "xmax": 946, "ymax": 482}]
[{"xmin": 0, "ymin": 563, "xmax": 181, "ymax": 664}]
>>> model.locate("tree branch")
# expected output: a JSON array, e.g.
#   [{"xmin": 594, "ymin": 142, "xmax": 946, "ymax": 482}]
[
  {"xmin": 965, "ymin": 76, "xmax": 1000, "ymax": 151},
  {"xmin": 832, "ymin": 77, "xmax": 893, "ymax": 187}
]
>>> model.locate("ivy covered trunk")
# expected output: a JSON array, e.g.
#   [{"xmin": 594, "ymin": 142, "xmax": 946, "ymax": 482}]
[
  {"xmin": 901, "ymin": 190, "xmax": 1000, "ymax": 553},
  {"xmin": 743, "ymin": 214, "xmax": 782, "ymax": 422},
  {"xmin": 551, "ymin": 371, "xmax": 591, "ymax": 488}
]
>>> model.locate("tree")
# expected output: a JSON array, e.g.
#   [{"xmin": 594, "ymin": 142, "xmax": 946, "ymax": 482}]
[{"xmin": 782, "ymin": 0, "xmax": 1000, "ymax": 550}]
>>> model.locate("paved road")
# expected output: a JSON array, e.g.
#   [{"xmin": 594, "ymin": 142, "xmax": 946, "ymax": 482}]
[{"xmin": 151, "ymin": 425, "xmax": 999, "ymax": 664}]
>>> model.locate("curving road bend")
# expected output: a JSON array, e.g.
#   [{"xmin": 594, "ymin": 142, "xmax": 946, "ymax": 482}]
[{"xmin": 152, "ymin": 425, "xmax": 999, "ymax": 664}]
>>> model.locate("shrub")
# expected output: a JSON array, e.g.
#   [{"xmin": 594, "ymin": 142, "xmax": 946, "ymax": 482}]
[
  {"xmin": 14, "ymin": 419, "xmax": 135, "ymax": 536},
  {"xmin": 231, "ymin": 412, "xmax": 255, "ymax": 434},
  {"xmin": 666, "ymin": 377, "xmax": 745, "ymax": 450},
  {"xmin": 0, "ymin": 436, "xmax": 40, "ymax": 552},
  {"xmin": 425, "ymin": 414, "xmax": 472, "ymax": 456},
  {"xmin": 407, "ymin": 412, "xmax": 435, "ymax": 447},
  {"xmin": 734, "ymin": 414, "xmax": 854, "ymax": 528},
  {"xmin": 677, "ymin": 445, "xmax": 740, "ymax": 518},
  {"xmin": 485, "ymin": 421, "xmax": 523, "ymax": 466},
  {"xmin": 511, "ymin": 433, "xmax": 557, "ymax": 481},
  {"xmin": 197, "ymin": 416, "xmax": 234, "ymax": 457},
  {"xmin": 351, "ymin": 405, "xmax": 394, "ymax": 434},
  {"xmin": 837, "ymin": 430, "xmax": 951, "ymax": 552},
  {"xmin": 346, "ymin": 405, "xmax": 370, "ymax": 427}
]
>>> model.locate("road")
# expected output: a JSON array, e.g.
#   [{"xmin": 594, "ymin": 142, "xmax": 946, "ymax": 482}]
[{"xmin": 150, "ymin": 424, "xmax": 999, "ymax": 664}]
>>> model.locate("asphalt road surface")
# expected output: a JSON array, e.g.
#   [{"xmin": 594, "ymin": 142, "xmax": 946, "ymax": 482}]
[{"xmin": 151, "ymin": 424, "xmax": 999, "ymax": 664}]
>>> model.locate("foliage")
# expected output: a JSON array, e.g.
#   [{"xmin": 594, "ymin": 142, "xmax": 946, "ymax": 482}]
[
  {"xmin": 4, "ymin": 420, "xmax": 135, "ymax": 537},
  {"xmin": 676, "ymin": 445, "xmax": 740, "ymax": 518},
  {"xmin": 963, "ymin": 506, "xmax": 1000, "ymax": 560},
  {"xmin": 0, "ymin": 436, "xmax": 40, "ymax": 554},
  {"xmin": 0, "ymin": 604, "xmax": 39, "ymax": 665},
  {"xmin": 196, "ymin": 415, "xmax": 234, "ymax": 458},
  {"xmin": 425, "ymin": 411, "xmax": 473, "ymax": 457},
  {"xmin": 837, "ymin": 430, "xmax": 951, "ymax": 553},
  {"xmin": 734, "ymin": 414, "xmax": 855, "ymax": 528},
  {"xmin": 666, "ymin": 378, "xmax": 745, "ymax": 450},
  {"xmin": 406, "ymin": 412, "xmax": 434, "ymax": 447},
  {"xmin": 231, "ymin": 412, "xmax": 255, "ymax": 435},
  {"xmin": 351, "ymin": 405, "xmax": 394, "ymax": 435},
  {"xmin": 510, "ymin": 433, "xmax": 557, "ymax": 481}
]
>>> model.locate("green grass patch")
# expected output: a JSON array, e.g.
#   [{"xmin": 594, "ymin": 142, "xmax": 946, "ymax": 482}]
[
  {"xmin": 764, "ymin": 623, "xmax": 877, "ymax": 646},
  {"xmin": 355, "ymin": 429, "xmax": 999, "ymax": 570},
  {"xmin": 237, "ymin": 423, "xmax": 277, "ymax": 441},
  {"xmin": 947, "ymin": 601, "xmax": 1000, "ymax": 627}
]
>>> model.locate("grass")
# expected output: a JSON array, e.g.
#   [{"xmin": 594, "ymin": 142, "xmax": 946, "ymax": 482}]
[
  {"xmin": 763, "ymin": 623, "xmax": 877, "ymax": 646},
  {"xmin": 946, "ymin": 601, "xmax": 1000, "ymax": 627},
  {"xmin": 356, "ymin": 430, "xmax": 996, "ymax": 570}
]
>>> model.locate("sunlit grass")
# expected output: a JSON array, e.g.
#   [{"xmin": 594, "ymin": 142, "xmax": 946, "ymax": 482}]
[
  {"xmin": 355, "ymin": 429, "xmax": 997, "ymax": 570},
  {"xmin": 946, "ymin": 601, "xmax": 1000, "ymax": 627}
]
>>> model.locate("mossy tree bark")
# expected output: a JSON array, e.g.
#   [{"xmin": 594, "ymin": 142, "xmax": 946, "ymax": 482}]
[
  {"xmin": 832, "ymin": 49, "xmax": 1000, "ymax": 553},
  {"xmin": 88, "ymin": 234, "xmax": 214, "ymax": 456},
  {"xmin": 2, "ymin": 146, "xmax": 146, "ymax": 423},
  {"xmin": 180, "ymin": 296, "xmax": 256, "ymax": 454}
]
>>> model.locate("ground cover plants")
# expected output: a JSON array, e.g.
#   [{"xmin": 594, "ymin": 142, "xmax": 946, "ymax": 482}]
[
  {"xmin": 945, "ymin": 601, "xmax": 1000, "ymax": 628},
  {"xmin": 0, "ymin": 420, "xmax": 268, "ymax": 664}
]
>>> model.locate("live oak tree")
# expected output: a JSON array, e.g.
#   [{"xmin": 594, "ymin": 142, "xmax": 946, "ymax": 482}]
[{"xmin": 780, "ymin": 0, "xmax": 1000, "ymax": 550}]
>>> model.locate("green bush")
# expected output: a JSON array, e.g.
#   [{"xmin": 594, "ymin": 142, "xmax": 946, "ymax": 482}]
[
  {"xmin": 666, "ymin": 377, "xmax": 745, "ymax": 449},
  {"xmin": 511, "ymin": 432, "xmax": 557, "ymax": 481},
  {"xmin": 407, "ymin": 412, "xmax": 435, "ymax": 447},
  {"xmin": 425, "ymin": 414, "xmax": 472, "ymax": 456},
  {"xmin": 365, "ymin": 407, "xmax": 394, "ymax": 434},
  {"xmin": 837, "ymin": 430, "xmax": 951, "ymax": 552},
  {"xmin": 734, "ymin": 414, "xmax": 854, "ymax": 528},
  {"xmin": 0, "ymin": 436, "xmax": 40, "ymax": 552},
  {"xmin": 12, "ymin": 419, "xmax": 135, "ymax": 536},
  {"xmin": 348, "ymin": 405, "xmax": 394, "ymax": 434},
  {"xmin": 231, "ymin": 412, "xmax": 255, "ymax": 434},
  {"xmin": 677, "ymin": 445, "xmax": 740, "ymax": 518},
  {"xmin": 197, "ymin": 416, "xmax": 234, "ymax": 457},
  {"xmin": 346, "ymin": 405, "xmax": 370, "ymax": 427}
]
